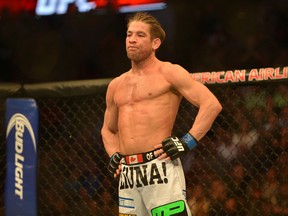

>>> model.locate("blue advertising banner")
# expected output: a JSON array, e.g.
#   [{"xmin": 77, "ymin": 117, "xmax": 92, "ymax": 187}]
[{"xmin": 5, "ymin": 98, "xmax": 38, "ymax": 216}]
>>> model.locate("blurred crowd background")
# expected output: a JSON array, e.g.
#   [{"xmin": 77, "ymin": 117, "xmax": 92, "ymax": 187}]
[
  {"xmin": 0, "ymin": 0, "xmax": 288, "ymax": 215},
  {"xmin": 0, "ymin": 0, "xmax": 287, "ymax": 83}
]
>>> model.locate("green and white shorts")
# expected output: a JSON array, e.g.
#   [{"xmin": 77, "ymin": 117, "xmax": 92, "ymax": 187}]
[{"xmin": 118, "ymin": 150, "xmax": 191, "ymax": 216}]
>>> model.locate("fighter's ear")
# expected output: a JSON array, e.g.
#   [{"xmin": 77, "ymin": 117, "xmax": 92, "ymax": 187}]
[{"xmin": 152, "ymin": 38, "xmax": 161, "ymax": 50}]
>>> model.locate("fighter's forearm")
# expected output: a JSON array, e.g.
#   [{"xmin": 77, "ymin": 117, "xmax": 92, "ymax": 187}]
[
  {"xmin": 101, "ymin": 127, "xmax": 120, "ymax": 157},
  {"xmin": 189, "ymin": 101, "xmax": 222, "ymax": 141}
]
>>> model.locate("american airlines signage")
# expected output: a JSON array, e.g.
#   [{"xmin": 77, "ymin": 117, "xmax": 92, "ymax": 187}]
[{"xmin": 0, "ymin": 0, "xmax": 166, "ymax": 16}]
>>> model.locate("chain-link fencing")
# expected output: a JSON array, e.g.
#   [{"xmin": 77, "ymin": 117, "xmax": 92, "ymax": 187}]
[{"xmin": 0, "ymin": 67, "xmax": 287, "ymax": 215}]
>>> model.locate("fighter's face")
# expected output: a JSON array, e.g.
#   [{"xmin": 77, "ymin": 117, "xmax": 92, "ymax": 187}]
[{"xmin": 126, "ymin": 21, "xmax": 154, "ymax": 62}]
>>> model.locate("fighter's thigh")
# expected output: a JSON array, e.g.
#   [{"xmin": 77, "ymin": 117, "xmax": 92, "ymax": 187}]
[
  {"xmin": 142, "ymin": 159, "xmax": 191, "ymax": 215},
  {"xmin": 143, "ymin": 183, "xmax": 191, "ymax": 216},
  {"xmin": 118, "ymin": 188, "xmax": 149, "ymax": 215}
]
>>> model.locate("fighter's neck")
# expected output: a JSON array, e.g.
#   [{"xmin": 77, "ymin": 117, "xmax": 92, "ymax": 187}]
[{"xmin": 131, "ymin": 56, "xmax": 159, "ymax": 73}]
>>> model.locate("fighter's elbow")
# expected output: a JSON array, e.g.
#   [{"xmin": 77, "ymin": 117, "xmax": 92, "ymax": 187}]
[
  {"xmin": 101, "ymin": 124, "xmax": 118, "ymax": 137},
  {"xmin": 215, "ymin": 100, "xmax": 222, "ymax": 114},
  {"xmin": 100, "ymin": 127, "xmax": 106, "ymax": 138},
  {"xmin": 207, "ymin": 97, "xmax": 222, "ymax": 116}
]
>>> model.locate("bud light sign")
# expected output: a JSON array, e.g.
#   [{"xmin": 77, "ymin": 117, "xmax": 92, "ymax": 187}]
[{"xmin": 5, "ymin": 98, "xmax": 39, "ymax": 216}]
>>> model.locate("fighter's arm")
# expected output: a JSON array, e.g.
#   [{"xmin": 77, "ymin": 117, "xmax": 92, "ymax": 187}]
[
  {"xmin": 156, "ymin": 64, "xmax": 222, "ymax": 160},
  {"xmin": 101, "ymin": 78, "xmax": 121, "ymax": 157},
  {"xmin": 166, "ymin": 64, "xmax": 222, "ymax": 141}
]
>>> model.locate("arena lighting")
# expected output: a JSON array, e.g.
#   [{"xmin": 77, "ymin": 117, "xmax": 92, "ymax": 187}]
[
  {"xmin": 0, "ymin": 0, "xmax": 166, "ymax": 16},
  {"xmin": 118, "ymin": 2, "xmax": 167, "ymax": 13},
  {"xmin": 35, "ymin": 0, "xmax": 98, "ymax": 15}
]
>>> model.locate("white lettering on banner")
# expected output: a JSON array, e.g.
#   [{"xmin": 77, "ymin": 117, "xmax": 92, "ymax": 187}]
[
  {"xmin": 35, "ymin": 0, "xmax": 96, "ymax": 15},
  {"xmin": 119, "ymin": 162, "xmax": 168, "ymax": 190},
  {"xmin": 14, "ymin": 120, "xmax": 25, "ymax": 200},
  {"xmin": 6, "ymin": 113, "xmax": 37, "ymax": 200},
  {"xmin": 15, "ymin": 154, "xmax": 24, "ymax": 200}
]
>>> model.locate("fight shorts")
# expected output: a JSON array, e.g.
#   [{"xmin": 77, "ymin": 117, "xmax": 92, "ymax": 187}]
[{"xmin": 118, "ymin": 149, "xmax": 191, "ymax": 216}]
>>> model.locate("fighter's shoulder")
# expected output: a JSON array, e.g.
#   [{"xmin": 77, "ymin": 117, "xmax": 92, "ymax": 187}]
[
  {"xmin": 108, "ymin": 71, "xmax": 130, "ymax": 89},
  {"xmin": 159, "ymin": 61, "xmax": 188, "ymax": 77}
]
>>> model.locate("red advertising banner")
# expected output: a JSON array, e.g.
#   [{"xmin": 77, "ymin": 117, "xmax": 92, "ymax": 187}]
[{"xmin": 0, "ymin": 0, "xmax": 166, "ymax": 15}]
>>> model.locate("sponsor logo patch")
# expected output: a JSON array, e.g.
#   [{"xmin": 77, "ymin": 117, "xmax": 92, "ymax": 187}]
[
  {"xmin": 151, "ymin": 200, "xmax": 188, "ymax": 216},
  {"xmin": 119, "ymin": 197, "xmax": 135, "ymax": 209}
]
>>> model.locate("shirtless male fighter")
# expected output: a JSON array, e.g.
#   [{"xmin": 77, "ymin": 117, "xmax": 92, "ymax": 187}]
[{"xmin": 101, "ymin": 12, "xmax": 222, "ymax": 216}]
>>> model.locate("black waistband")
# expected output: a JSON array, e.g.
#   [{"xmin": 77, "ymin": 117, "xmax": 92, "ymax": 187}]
[{"xmin": 122, "ymin": 149, "xmax": 159, "ymax": 165}]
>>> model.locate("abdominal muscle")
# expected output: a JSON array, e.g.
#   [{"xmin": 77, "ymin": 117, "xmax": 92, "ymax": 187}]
[{"xmin": 117, "ymin": 95, "xmax": 181, "ymax": 155}]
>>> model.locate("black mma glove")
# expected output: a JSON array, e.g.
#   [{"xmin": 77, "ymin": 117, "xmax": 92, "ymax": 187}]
[
  {"xmin": 108, "ymin": 152, "xmax": 123, "ymax": 176},
  {"xmin": 162, "ymin": 133, "xmax": 198, "ymax": 160}
]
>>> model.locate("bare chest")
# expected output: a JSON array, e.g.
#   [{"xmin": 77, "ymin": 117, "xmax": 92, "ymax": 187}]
[{"xmin": 114, "ymin": 75, "xmax": 171, "ymax": 106}]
